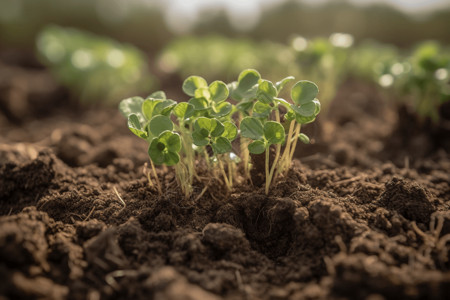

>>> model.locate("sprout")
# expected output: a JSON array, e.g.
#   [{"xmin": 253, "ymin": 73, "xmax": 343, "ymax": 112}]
[{"xmin": 119, "ymin": 69, "xmax": 320, "ymax": 197}]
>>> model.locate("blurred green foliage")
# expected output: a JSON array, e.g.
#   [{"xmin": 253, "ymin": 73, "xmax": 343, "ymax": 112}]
[
  {"xmin": 367, "ymin": 41, "xmax": 450, "ymax": 121},
  {"xmin": 36, "ymin": 25, "xmax": 155, "ymax": 104},
  {"xmin": 157, "ymin": 36, "xmax": 295, "ymax": 83}
]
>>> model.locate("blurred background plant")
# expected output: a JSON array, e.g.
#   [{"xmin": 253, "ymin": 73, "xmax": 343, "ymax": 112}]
[
  {"xmin": 1, "ymin": 0, "xmax": 449, "ymax": 118},
  {"xmin": 36, "ymin": 25, "xmax": 155, "ymax": 104}
]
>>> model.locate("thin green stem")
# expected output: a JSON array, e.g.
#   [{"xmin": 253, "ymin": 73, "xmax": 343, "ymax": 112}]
[
  {"xmin": 275, "ymin": 120, "xmax": 295, "ymax": 178},
  {"xmin": 265, "ymin": 147, "xmax": 270, "ymax": 195},
  {"xmin": 218, "ymin": 156, "xmax": 232, "ymax": 192},
  {"xmin": 266, "ymin": 143, "xmax": 281, "ymax": 195},
  {"xmin": 288, "ymin": 123, "xmax": 301, "ymax": 169},
  {"xmin": 150, "ymin": 160, "xmax": 162, "ymax": 195}
]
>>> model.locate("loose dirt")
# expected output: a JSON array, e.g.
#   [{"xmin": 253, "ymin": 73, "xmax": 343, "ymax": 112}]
[{"xmin": 1, "ymin": 61, "xmax": 449, "ymax": 299}]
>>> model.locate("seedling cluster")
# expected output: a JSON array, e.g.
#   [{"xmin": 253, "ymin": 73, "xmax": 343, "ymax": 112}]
[
  {"xmin": 37, "ymin": 25, "xmax": 154, "ymax": 104},
  {"xmin": 120, "ymin": 69, "xmax": 320, "ymax": 197}
]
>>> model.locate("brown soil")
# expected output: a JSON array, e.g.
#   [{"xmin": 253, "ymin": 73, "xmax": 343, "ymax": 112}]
[{"xmin": 1, "ymin": 60, "xmax": 449, "ymax": 300}]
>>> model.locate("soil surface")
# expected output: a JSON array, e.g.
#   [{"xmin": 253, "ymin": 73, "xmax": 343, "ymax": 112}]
[{"xmin": 1, "ymin": 57, "xmax": 450, "ymax": 300}]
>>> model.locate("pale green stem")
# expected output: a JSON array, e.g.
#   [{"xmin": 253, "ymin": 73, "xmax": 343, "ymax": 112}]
[
  {"xmin": 288, "ymin": 123, "xmax": 301, "ymax": 170},
  {"xmin": 150, "ymin": 160, "xmax": 162, "ymax": 195}
]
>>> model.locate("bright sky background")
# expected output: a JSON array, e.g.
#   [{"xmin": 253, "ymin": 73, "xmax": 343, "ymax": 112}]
[{"xmin": 159, "ymin": 0, "xmax": 450, "ymax": 33}]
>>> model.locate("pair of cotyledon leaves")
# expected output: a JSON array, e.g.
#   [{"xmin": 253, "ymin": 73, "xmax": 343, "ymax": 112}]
[
  {"xmin": 182, "ymin": 76, "xmax": 233, "ymax": 118},
  {"xmin": 119, "ymin": 91, "xmax": 184, "ymax": 166}
]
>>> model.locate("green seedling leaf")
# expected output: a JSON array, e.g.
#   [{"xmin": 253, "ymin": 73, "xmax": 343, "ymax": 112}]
[
  {"xmin": 173, "ymin": 102, "xmax": 194, "ymax": 119},
  {"xmin": 149, "ymin": 115, "xmax": 173, "ymax": 136},
  {"xmin": 212, "ymin": 136, "xmax": 232, "ymax": 154},
  {"xmin": 295, "ymin": 113, "xmax": 316, "ymax": 125},
  {"xmin": 210, "ymin": 119, "xmax": 225, "ymax": 137},
  {"xmin": 248, "ymin": 140, "xmax": 266, "ymax": 154},
  {"xmin": 222, "ymin": 121, "xmax": 238, "ymax": 141},
  {"xmin": 183, "ymin": 76, "xmax": 208, "ymax": 97},
  {"xmin": 119, "ymin": 96, "xmax": 145, "ymax": 122},
  {"xmin": 148, "ymin": 131, "xmax": 181, "ymax": 166},
  {"xmin": 142, "ymin": 99, "xmax": 162, "ymax": 120},
  {"xmin": 148, "ymin": 139, "xmax": 165, "ymax": 165},
  {"xmin": 163, "ymin": 151, "xmax": 180, "ymax": 166},
  {"xmin": 193, "ymin": 117, "xmax": 224, "ymax": 138},
  {"xmin": 291, "ymin": 80, "xmax": 319, "ymax": 105},
  {"xmin": 275, "ymin": 76, "xmax": 295, "ymax": 92},
  {"xmin": 209, "ymin": 80, "xmax": 229, "ymax": 103},
  {"xmin": 127, "ymin": 114, "xmax": 147, "ymax": 139},
  {"xmin": 238, "ymin": 69, "xmax": 261, "ymax": 89},
  {"xmin": 148, "ymin": 90, "xmax": 166, "ymax": 100},
  {"xmin": 195, "ymin": 87, "xmax": 211, "ymax": 100},
  {"xmin": 298, "ymin": 133, "xmax": 310, "ymax": 144},
  {"xmin": 313, "ymin": 99, "xmax": 321, "ymax": 115},
  {"xmin": 154, "ymin": 99, "xmax": 177, "ymax": 116},
  {"xmin": 253, "ymin": 101, "xmax": 272, "ymax": 118},
  {"xmin": 291, "ymin": 102, "xmax": 316, "ymax": 117},
  {"xmin": 189, "ymin": 97, "xmax": 208, "ymax": 111},
  {"xmin": 264, "ymin": 121, "xmax": 285, "ymax": 144},
  {"xmin": 236, "ymin": 100, "xmax": 254, "ymax": 115},
  {"xmin": 210, "ymin": 102, "xmax": 232, "ymax": 117},
  {"xmin": 257, "ymin": 80, "xmax": 277, "ymax": 104},
  {"xmin": 274, "ymin": 97, "xmax": 290, "ymax": 109},
  {"xmin": 192, "ymin": 131, "xmax": 209, "ymax": 146},
  {"xmin": 159, "ymin": 130, "xmax": 182, "ymax": 152},
  {"xmin": 232, "ymin": 69, "xmax": 261, "ymax": 100},
  {"xmin": 240, "ymin": 117, "xmax": 264, "ymax": 140}
]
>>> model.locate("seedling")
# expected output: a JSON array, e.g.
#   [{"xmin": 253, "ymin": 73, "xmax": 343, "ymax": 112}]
[{"xmin": 119, "ymin": 69, "xmax": 320, "ymax": 197}]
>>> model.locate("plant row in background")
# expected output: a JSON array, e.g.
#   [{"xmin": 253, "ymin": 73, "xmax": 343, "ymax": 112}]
[
  {"xmin": 37, "ymin": 25, "xmax": 155, "ymax": 104},
  {"xmin": 35, "ymin": 26, "xmax": 449, "ymax": 122},
  {"xmin": 119, "ymin": 69, "xmax": 320, "ymax": 197},
  {"xmin": 160, "ymin": 35, "xmax": 450, "ymax": 122}
]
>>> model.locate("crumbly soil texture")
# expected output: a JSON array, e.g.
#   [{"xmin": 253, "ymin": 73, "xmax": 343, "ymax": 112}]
[{"xmin": 1, "ymin": 59, "xmax": 450, "ymax": 300}]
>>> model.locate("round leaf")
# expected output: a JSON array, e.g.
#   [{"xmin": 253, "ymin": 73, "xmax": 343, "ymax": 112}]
[
  {"xmin": 275, "ymin": 76, "xmax": 295, "ymax": 92},
  {"xmin": 291, "ymin": 102, "xmax": 315, "ymax": 117},
  {"xmin": 295, "ymin": 113, "xmax": 316, "ymax": 125},
  {"xmin": 222, "ymin": 121, "xmax": 238, "ymax": 141},
  {"xmin": 183, "ymin": 76, "xmax": 208, "ymax": 97},
  {"xmin": 194, "ymin": 117, "xmax": 213, "ymax": 132},
  {"xmin": 148, "ymin": 139, "xmax": 165, "ymax": 165},
  {"xmin": 209, "ymin": 80, "xmax": 229, "ymax": 103},
  {"xmin": 238, "ymin": 69, "xmax": 261, "ymax": 90},
  {"xmin": 210, "ymin": 102, "xmax": 232, "ymax": 118},
  {"xmin": 257, "ymin": 80, "xmax": 277, "ymax": 104},
  {"xmin": 154, "ymin": 99, "xmax": 177, "ymax": 116},
  {"xmin": 264, "ymin": 121, "xmax": 285, "ymax": 144},
  {"xmin": 253, "ymin": 101, "xmax": 272, "ymax": 118},
  {"xmin": 212, "ymin": 137, "xmax": 232, "ymax": 154},
  {"xmin": 210, "ymin": 119, "xmax": 225, "ymax": 137},
  {"xmin": 194, "ymin": 87, "xmax": 211, "ymax": 100},
  {"xmin": 119, "ymin": 96, "xmax": 145, "ymax": 121},
  {"xmin": 232, "ymin": 69, "xmax": 261, "ymax": 100},
  {"xmin": 188, "ymin": 97, "xmax": 208, "ymax": 111},
  {"xmin": 142, "ymin": 99, "xmax": 162, "ymax": 120},
  {"xmin": 148, "ymin": 90, "xmax": 166, "ymax": 100},
  {"xmin": 149, "ymin": 115, "xmax": 173, "ymax": 137},
  {"xmin": 127, "ymin": 114, "xmax": 147, "ymax": 139},
  {"xmin": 240, "ymin": 117, "xmax": 264, "ymax": 140},
  {"xmin": 163, "ymin": 151, "xmax": 180, "ymax": 166},
  {"xmin": 291, "ymin": 80, "xmax": 319, "ymax": 105},
  {"xmin": 159, "ymin": 131, "xmax": 181, "ymax": 152},
  {"xmin": 173, "ymin": 102, "xmax": 194, "ymax": 119},
  {"xmin": 192, "ymin": 131, "xmax": 210, "ymax": 146},
  {"xmin": 248, "ymin": 140, "xmax": 266, "ymax": 154}
]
